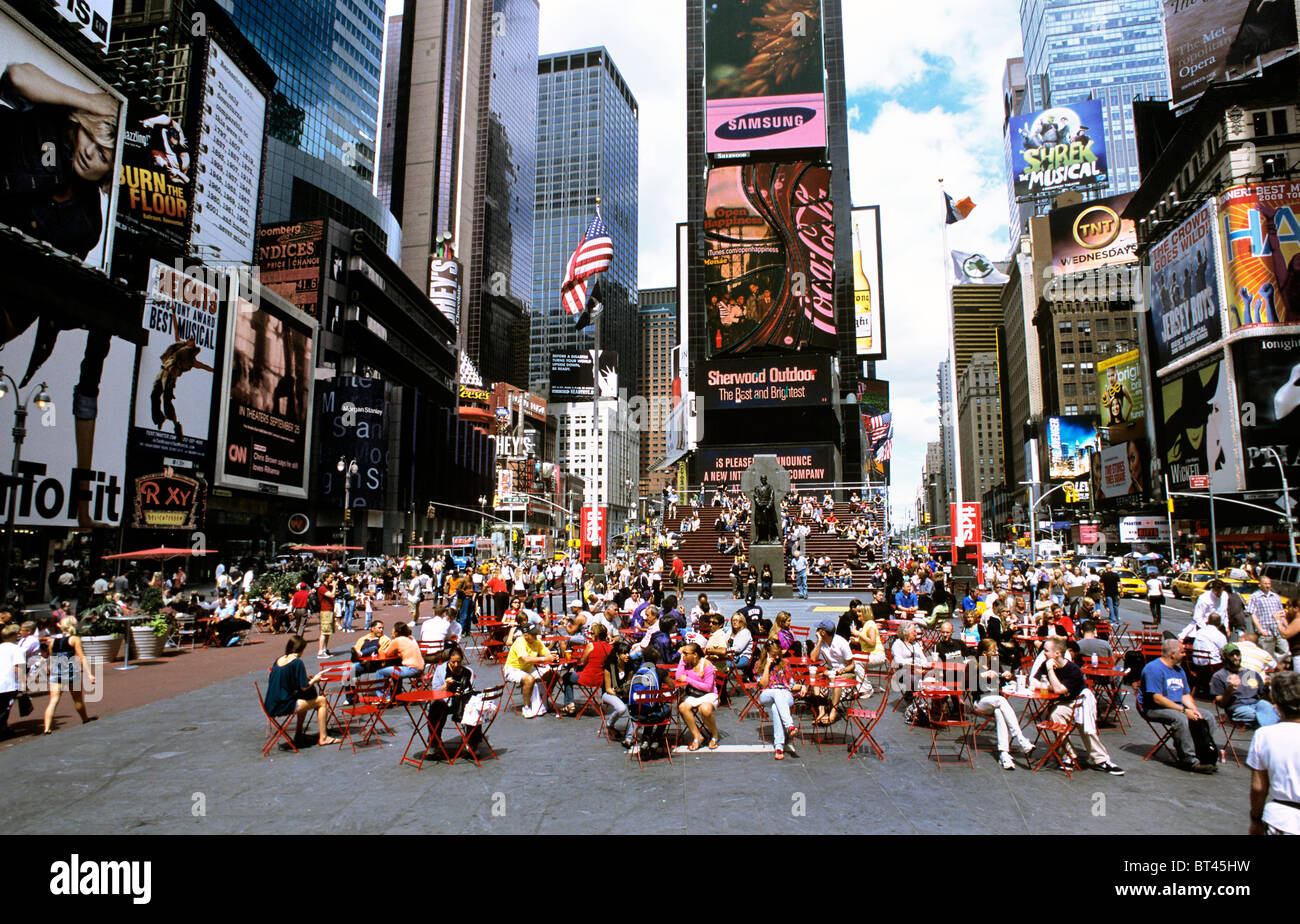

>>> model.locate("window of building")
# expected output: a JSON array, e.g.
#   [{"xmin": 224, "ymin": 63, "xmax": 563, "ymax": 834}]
[
  {"xmin": 1058, "ymin": 321, "xmax": 1072, "ymax": 333},
  {"xmin": 1077, "ymin": 321, "xmax": 1090, "ymax": 335},
  {"xmin": 1096, "ymin": 317, "xmax": 1110, "ymax": 332},
  {"xmin": 1079, "ymin": 341, "xmax": 1093, "ymax": 354},
  {"xmin": 1264, "ymin": 152, "xmax": 1289, "ymax": 180},
  {"xmin": 1064, "ymin": 404, "xmax": 1078, "ymax": 415},
  {"xmin": 1064, "ymin": 382, "xmax": 1078, "ymax": 397},
  {"xmin": 1061, "ymin": 362, "xmax": 1075, "ymax": 375},
  {"xmin": 1061, "ymin": 341, "xmax": 1075, "ymax": 355},
  {"xmin": 1080, "ymin": 362, "xmax": 1095, "ymax": 374}
]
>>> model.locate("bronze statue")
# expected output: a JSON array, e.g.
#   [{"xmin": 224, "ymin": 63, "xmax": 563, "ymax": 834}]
[{"xmin": 752, "ymin": 474, "xmax": 778, "ymax": 543}]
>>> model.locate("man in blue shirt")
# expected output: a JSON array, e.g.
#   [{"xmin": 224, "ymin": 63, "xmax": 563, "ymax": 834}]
[
  {"xmin": 894, "ymin": 586, "xmax": 919, "ymax": 617},
  {"xmin": 960, "ymin": 584, "xmax": 978, "ymax": 613},
  {"xmin": 1140, "ymin": 638, "xmax": 1218, "ymax": 773},
  {"xmin": 792, "ymin": 553, "xmax": 809, "ymax": 599},
  {"xmin": 1211, "ymin": 644, "xmax": 1279, "ymax": 727}
]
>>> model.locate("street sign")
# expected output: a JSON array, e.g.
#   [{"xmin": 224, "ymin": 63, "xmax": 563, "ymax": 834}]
[{"xmin": 1189, "ymin": 475, "xmax": 1209, "ymax": 489}]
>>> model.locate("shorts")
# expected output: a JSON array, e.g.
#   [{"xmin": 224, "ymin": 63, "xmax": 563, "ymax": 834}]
[
  {"xmin": 504, "ymin": 665, "xmax": 551, "ymax": 684},
  {"xmin": 319, "ymin": 611, "xmax": 335, "ymax": 634},
  {"xmin": 48, "ymin": 655, "xmax": 80, "ymax": 687},
  {"xmin": 682, "ymin": 692, "xmax": 719, "ymax": 709}
]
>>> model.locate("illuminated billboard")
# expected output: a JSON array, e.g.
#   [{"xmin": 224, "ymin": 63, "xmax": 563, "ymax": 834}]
[
  {"xmin": 1097, "ymin": 349, "xmax": 1145, "ymax": 441},
  {"xmin": 1232, "ymin": 335, "xmax": 1300, "ymax": 491},
  {"xmin": 704, "ymin": 0, "xmax": 826, "ymax": 154},
  {"xmin": 1216, "ymin": 181, "xmax": 1300, "ymax": 331},
  {"xmin": 1149, "ymin": 200, "xmax": 1223, "ymax": 367},
  {"xmin": 1008, "ymin": 100, "xmax": 1108, "ymax": 201},
  {"xmin": 1047, "ymin": 415, "xmax": 1099, "ymax": 480},
  {"xmin": 704, "ymin": 162, "xmax": 835, "ymax": 355},
  {"xmin": 256, "ymin": 220, "xmax": 324, "ymax": 319},
  {"xmin": 851, "ymin": 206, "xmax": 885, "ymax": 358},
  {"xmin": 1048, "ymin": 192, "xmax": 1137, "ymax": 276},
  {"xmin": 700, "ymin": 355, "xmax": 832, "ymax": 411},
  {"xmin": 698, "ymin": 445, "xmax": 837, "ymax": 488}
]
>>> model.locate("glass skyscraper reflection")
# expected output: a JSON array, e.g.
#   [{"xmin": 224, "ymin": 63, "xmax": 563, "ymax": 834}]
[{"xmin": 531, "ymin": 47, "xmax": 640, "ymax": 396}]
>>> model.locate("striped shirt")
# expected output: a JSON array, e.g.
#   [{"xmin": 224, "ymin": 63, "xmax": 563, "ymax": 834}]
[{"xmin": 1247, "ymin": 592, "xmax": 1285, "ymax": 635}]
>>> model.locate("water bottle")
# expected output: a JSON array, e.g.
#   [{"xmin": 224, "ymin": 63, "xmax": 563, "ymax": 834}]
[{"xmin": 1091, "ymin": 652, "xmax": 1098, "ymax": 668}]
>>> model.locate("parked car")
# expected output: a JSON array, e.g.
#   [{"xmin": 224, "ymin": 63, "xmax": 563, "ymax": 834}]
[{"xmin": 345, "ymin": 557, "xmax": 386, "ymax": 575}]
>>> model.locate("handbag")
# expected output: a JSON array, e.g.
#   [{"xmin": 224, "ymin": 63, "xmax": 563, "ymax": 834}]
[{"xmin": 16, "ymin": 693, "xmax": 32, "ymax": 717}]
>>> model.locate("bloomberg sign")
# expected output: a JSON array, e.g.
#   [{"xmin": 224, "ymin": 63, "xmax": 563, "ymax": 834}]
[{"xmin": 700, "ymin": 355, "xmax": 832, "ymax": 411}]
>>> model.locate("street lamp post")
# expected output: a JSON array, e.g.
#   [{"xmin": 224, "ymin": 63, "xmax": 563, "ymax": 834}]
[
  {"xmin": 336, "ymin": 456, "xmax": 358, "ymax": 549},
  {"xmin": 0, "ymin": 369, "xmax": 52, "ymax": 604},
  {"xmin": 478, "ymin": 494, "xmax": 487, "ymax": 538},
  {"xmin": 1262, "ymin": 446, "xmax": 1298, "ymax": 561}
]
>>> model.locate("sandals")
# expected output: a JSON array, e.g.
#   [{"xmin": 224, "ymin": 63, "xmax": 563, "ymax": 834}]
[
  {"xmin": 317, "ymin": 736, "xmax": 341, "ymax": 746},
  {"xmin": 688, "ymin": 738, "xmax": 703, "ymax": 751},
  {"xmin": 708, "ymin": 737, "xmax": 719, "ymax": 750},
  {"xmin": 774, "ymin": 747, "xmax": 785, "ymax": 760}
]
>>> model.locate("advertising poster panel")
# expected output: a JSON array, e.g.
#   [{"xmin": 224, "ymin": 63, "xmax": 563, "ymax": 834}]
[
  {"xmin": 851, "ymin": 206, "xmax": 885, "ymax": 358},
  {"xmin": 1160, "ymin": 354, "xmax": 1239, "ymax": 492},
  {"xmin": 189, "ymin": 38, "xmax": 266, "ymax": 264},
  {"xmin": 215, "ymin": 296, "xmax": 316, "ymax": 497},
  {"xmin": 700, "ymin": 355, "xmax": 831, "ymax": 411},
  {"xmin": 857, "ymin": 378, "xmax": 890, "ymax": 483},
  {"xmin": 1149, "ymin": 200, "xmax": 1223, "ymax": 367},
  {"xmin": 704, "ymin": 162, "xmax": 835, "ymax": 355},
  {"xmin": 1097, "ymin": 349, "xmax": 1145, "ymax": 440},
  {"xmin": 1098, "ymin": 440, "xmax": 1150, "ymax": 499},
  {"xmin": 1048, "ymin": 192, "xmax": 1137, "ymax": 276},
  {"xmin": 427, "ymin": 257, "xmax": 462, "ymax": 327},
  {"xmin": 318, "ymin": 376, "xmax": 389, "ymax": 510},
  {"xmin": 704, "ymin": 0, "xmax": 826, "ymax": 154},
  {"xmin": 1008, "ymin": 100, "xmax": 1108, "ymax": 200},
  {"xmin": 1047, "ymin": 415, "xmax": 1099, "ymax": 479},
  {"xmin": 580, "ymin": 505, "xmax": 606, "ymax": 563},
  {"xmin": 549, "ymin": 350, "xmax": 618, "ymax": 401},
  {"xmin": 0, "ymin": 5, "xmax": 126, "ymax": 272},
  {"xmin": 1217, "ymin": 181, "xmax": 1300, "ymax": 331},
  {"xmin": 1232, "ymin": 334, "xmax": 1300, "ymax": 490},
  {"xmin": 116, "ymin": 101, "xmax": 192, "ymax": 251},
  {"xmin": 1121, "ymin": 516, "xmax": 1171, "ymax": 544},
  {"xmin": 698, "ymin": 445, "xmax": 837, "ymax": 488},
  {"xmin": 131, "ymin": 260, "xmax": 222, "ymax": 465},
  {"xmin": 1163, "ymin": 0, "xmax": 1298, "ymax": 105},
  {"xmin": 256, "ymin": 220, "xmax": 324, "ymax": 319}
]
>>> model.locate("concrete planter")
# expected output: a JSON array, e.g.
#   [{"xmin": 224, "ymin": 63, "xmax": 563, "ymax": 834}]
[
  {"xmin": 80, "ymin": 635, "xmax": 123, "ymax": 664},
  {"xmin": 129, "ymin": 625, "xmax": 164, "ymax": 661}
]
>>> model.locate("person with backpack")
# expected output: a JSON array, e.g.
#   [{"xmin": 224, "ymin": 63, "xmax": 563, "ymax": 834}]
[
  {"xmin": 627, "ymin": 645, "xmax": 669, "ymax": 753},
  {"xmin": 1140, "ymin": 637, "xmax": 1219, "ymax": 773}
]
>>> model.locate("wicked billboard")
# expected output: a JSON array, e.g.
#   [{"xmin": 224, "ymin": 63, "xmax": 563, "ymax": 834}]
[
  {"xmin": 704, "ymin": 162, "xmax": 835, "ymax": 355},
  {"xmin": 704, "ymin": 0, "xmax": 826, "ymax": 155},
  {"xmin": 1008, "ymin": 101, "xmax": 1108, "ymax": 201},
  {"xmin": 1160, "ymin": 353, "xmax": 1240, "ymax": 492}
]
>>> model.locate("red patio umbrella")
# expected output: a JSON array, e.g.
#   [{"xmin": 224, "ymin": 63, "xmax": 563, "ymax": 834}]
[
  {"xmin": 103, "ymin": 547, "xmax": 218, "ymax": 560},
  {"xmin": 287, "ymin": 545, "xmax": 364, "ymax": 552}
]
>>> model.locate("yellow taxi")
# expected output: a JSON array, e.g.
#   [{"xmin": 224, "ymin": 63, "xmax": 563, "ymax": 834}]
[
  {"xmin": 1171, "ymin": 570, "xmax": 1219, "ymax": 599},
  {"xmin": 1225, "ymin": 579, "xmax": 1259, "ymax": 605},
  {"xmin": 1116, "ymin": 569, "xmax": 1148, "ymax": 597}
]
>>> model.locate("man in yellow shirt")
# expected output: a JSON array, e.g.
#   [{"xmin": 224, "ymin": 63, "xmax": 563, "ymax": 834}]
[{"xmin": 504, "ymin": 622, "xmax": 555, "ymax": 718}]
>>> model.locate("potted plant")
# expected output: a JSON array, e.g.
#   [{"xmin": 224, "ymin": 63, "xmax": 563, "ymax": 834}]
[
  {"xmin": 129, "ymin": 589, "xmax": 170, "ymax": 661},
  {"xmin": 76, "ymin": 605, "xmax": 124, "ymax": 664}
]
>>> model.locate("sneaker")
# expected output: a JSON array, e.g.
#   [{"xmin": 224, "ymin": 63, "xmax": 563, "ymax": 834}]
[
  {"xmin": 1000, "ymin": 752, "xmax": 1015, "ymax": 771},
  {"xmin": 774, "ymin": 747, "xmax": 784, "ymax": 760},
  {"xmin": 783, "ymin": 740, "xmax": 798, "ymax": 758},
  {"xmin": 1192, "ymin": 762, "xmax": 1218, "ymax": 774},
  {"xmin": 1095, "ymin": 761, "xmax": 1125, "ymax": 776},
  {"xmin": 628, "ymin": 743, "xmax": 641, "ymax": 756},
  {"xmin": 621, "ymin": 736, "xmax": 635, "ymax": 749},
  {"xmin": 521, "ymin": 706, "xmax": 538, "ymax": 719},
  {"xmin": 1058, "ymin": 758, "xmax": 1077, "ymax": 772},
  {"xmin": 1016, "ymin": 739, "xmax": 1035, "ymax": 756}
]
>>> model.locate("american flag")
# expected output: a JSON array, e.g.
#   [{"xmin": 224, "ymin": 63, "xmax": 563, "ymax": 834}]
[
  {"xmin": 866, "ymin": 412, "xmax": 892, "ymax": 444},
  {"xmin": 561, "ymin": 211, "xmax": 614, "ymax": 316}
]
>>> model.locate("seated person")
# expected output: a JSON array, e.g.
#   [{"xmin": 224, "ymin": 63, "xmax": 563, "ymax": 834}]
[
  {"xmin": 890, "ymin": 622, "xmax": 931, "ymax": 702},
  {"xmin": 1191, "ymin": 613, "xmax": 1228, "ymax": 690},
  {"xmin": 213, "ymin": 594, "xmax": 254, "ymax": 647},
  {"xmin": 504, "ymin": 622, "xmax": 556, "ymax": 718},
  {"xmin": 1236, "ymin": 632, "xmax": 1278, "ymax": 676},
  {"xmin": 698, "ymin": 562, "xmax": 713, "ymax": 584},
  {"xmin": 894, "ymin": 585, "xmax": 919, "ymax": 618},
  {"xmin": 423, "ymin": 643, "xmax": 490, "ymax": 743},
  {"xmin": 869, "ymin": 588, "xmax": 892, "ymax": 624},
  {"xmin": 374, "ymin": 622, "xmax": 425, "ymax": 691},
  {"xmin": 933, "ymin": 621, "xmax": 966, "ymax": 662},
  {"xmin": 674, "ymin": 643, "xmax": 719, "ymax": 750},
  {"xmin": 264, "ymin": 636, "xmax": 337, "ymax": 747},
  {"xmin": 971, "ymin": 639, "xmax": 1036, "ymax": 770},
  {"xmin": 1076, "ymin": 620, "xmax": 1111, "ymax": 664},
  {"xmin": 1212, "ymin": 643, "xmax": 1279, "ymax": 727},
  {"xmin": 703, "ymin": 613, "xmax": 731, "ymax": 674},
  {"xmin": 1033, "ymin": 635, "xmax": 1124, "ymax": 775},
  {"xmin": 559, "ymin": 624, "xmax": 613, "ymax": 716},
  {"xmin": 1140, "ymin": 638, "xmax": 1219, "ymax": 773},
  {"xmin": 810, "ymin": 618, "xmax": 857, "ymax": 725},
  {"xmin": 419, "ymin": 604, "xmax": 462, "ymax": 647}
]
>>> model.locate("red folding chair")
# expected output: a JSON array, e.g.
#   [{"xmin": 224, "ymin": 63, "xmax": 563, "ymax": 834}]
[
  {"xmin": 629, "ymin": 689, "xmax": 676, "ymax": 768},
  {"xmin": 337, "ymin": 677, "xmax": 396, "ymax": 752},
  {"xmin": 450, "ymin": 685, "xmax": 505, "ymax": 767},
  {"xmin": 1031, "ymin": 717, "xmax": 1076, "ymax": 776},
  {"xmin": 926, "ymin": 691, "xmax": 974, "ymax": 769},
  {"xmin": 1135, "ymin": 686, "xmax": 1180, "ymax": 763},
  {"xmin": 846, "ymin": 684, "xmax": 889, "ymax": 761},
  {"xmin": 1215, "ymin": 704, "xmax": 1253, "ymax": 767},
  {"xmin": 255, "ymin": 682, "xmax": 300, "ymax": 757},
  {"xmin": 812, "ymin": 676, "xmax": 860, "ymax": 752}
]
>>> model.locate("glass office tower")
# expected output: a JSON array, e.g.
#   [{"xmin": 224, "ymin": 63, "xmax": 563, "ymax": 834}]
[{"xmin": 531, "ymin": 46, "xmax": 640, "ymax": 397}]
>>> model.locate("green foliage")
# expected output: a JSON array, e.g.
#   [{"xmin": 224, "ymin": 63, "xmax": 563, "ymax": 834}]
[
  {"xmin": 77, "ymin": 604, "xmax": 123, "ymax": 637},
  {"xmin": 145, "ymin": 613, "xmax": 174, "ymax": 638},
  {"xmin": 139, "ymin": 586, "xmax": 165, "ymax": 615},
  {"xmin": 251, "ymin": 570, "xmax": 307, "ymax": 599}
]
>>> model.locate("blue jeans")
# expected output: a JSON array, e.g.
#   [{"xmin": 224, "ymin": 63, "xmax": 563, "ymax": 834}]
[
  {"xmin": 1105, "ymin": 595, "xmax": 1121, "ymax": 622},
  {"xmin": 760, "ymin": 688, "xmax": 795, "ymax": 748},
  {"xmin": 341, "ymin": 600, "xmax": 355, "ymax": 631},
  {"xmin": 796, "ymin": 571, "xmax": 808, "ymax": 597},
  {"xmin": 375, "ymin": 665, "xmax": 420, "ymax": 691},
  {"xmin": 458, "ymin": 595, "xmax": 475, "ymax": 631},
  {"xmin": 1230, "ymin": 700, "xmax": 1280, "ymax": 727}
]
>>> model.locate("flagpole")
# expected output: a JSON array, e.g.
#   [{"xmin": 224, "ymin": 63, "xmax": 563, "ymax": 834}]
[
  {"xmin": 939, "ymin": 179, "xmax": 964, "ymax": 512},
  {"xmin": 591, "ymin": 196, "xmax": 602, "ymax": 566}
]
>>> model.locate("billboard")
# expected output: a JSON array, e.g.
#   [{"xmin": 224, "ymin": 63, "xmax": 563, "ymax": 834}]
[
  {"xmin": 1217, "ymin": 182, "xmax": 1300, "ymax": 331},
  {"xmin": 700, "ymin": 355, "xmax": 831, "ymax": 411},
  {"xmin": 1097, "ymin": 349, "xmax": 1145, "ymax": 439},
  {"xmin": 1048, "ymin": 192, "xmax": 1138, "ymax": 276},
  {"xmin": 698, "ymin": 445, "xmax": 837, "ymax": 488},
  {"xmin": 1098, "ymin": 440, "xmax": 1150, "ymax": 499},
  {"xmin": 0, "ymin": 4, "xmax": 125, "ymax": 273},
  {"xmin": 318, "ymin": 376, "xmax": 389, "ymax": 510},
  {"xmin": 580, "ymin": 506, "xmax": 606, "ymax": 563},
  {"xmin": 116, "ymin": 102, "xmax": 193, "ymax": 251},
  {"xmin": 215, "ymin": 295, "xmax": 316, "ymax": 497},
  {"xmin": 50, "ymin": 0, "xmax": 112, "ymax": 50},
  {"xmin": 1009, "ymin": 100, "xmax": 1108, "ymax": 200},
  {"xmin": 703, "ymin": 0, "xmax": 826, "ymax": 154},
  {"xmin": 704, "ymin": 162, "xmax": 835, "ymax": 355},
  {"xmin": 131, "ymin": 261, "xmax": 223, "ymax": 466},
  {"xmin": 1232, "ymin": 335, "xmax": 1300, "ymax": 490},
  {"xmin": 131, "ymin": 470, "xmax": 205, "ymax": 530},
  {"xmin": 1149, "ymin": 200, "xmax": 1223, "ymax": 367},
  {"xmin": 1047, "ymin": 415, "xmax": 1099, "ymax": 479},
  {"xmin": 851, "ymin": 206, "xmax": 885, "ymax": 358},
  {"xmin": 190, "ymin": 38, "xmax": 266, "ymax": 264},
  {"xmin": 549, "ymin": 350, "xmax": 619, "ymax": 401},
  {"xmin": 1163, "ymin": 0, "xmax": 1298, "ymax": 105},
  {"xmin": 256, "ymin": 220, "xmax": 324, "ymax": 318},
  {"xmin": 427, "ymin": 257, "xmax": 462, "ymax": 327},
  {"xmin": 1120, "ymin": 516, "xmax": 1171, "ymax": 544},
  {"xmin": 1160, "ymin": 354, "xmax": 1239, "ymax": 492},
  {"xmin": 951, "ymin": 503, "xmax": 981, "ymax": 549},
  {"xmin": 857, "ymin": 378, "xmax": 890, "ymax": 484}
]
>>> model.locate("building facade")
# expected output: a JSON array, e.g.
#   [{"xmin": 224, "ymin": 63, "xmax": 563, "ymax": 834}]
[
  {"xmin": 638, "ymin": 286, "xmax": 678, "ymax": 500},
  {"xmin": 531, "ymin": 46, "xmax": 640, "ymax": 397},
  {"xmin": 958, "ymin": 352, "xmax": 1004, "ymax": 503}
]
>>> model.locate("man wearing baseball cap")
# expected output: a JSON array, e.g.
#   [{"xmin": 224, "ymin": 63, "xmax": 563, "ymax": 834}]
[
  {"xmin": 809, "ymin": 617, "xmax": 856, "ymax": 726},
  {"xmin": 1212, "ymin": 643, "xmax": 1280, "ymax": 727}
]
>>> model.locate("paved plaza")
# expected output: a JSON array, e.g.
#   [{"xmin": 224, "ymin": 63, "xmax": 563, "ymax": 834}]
[{"xmin": 0, "ymin": 596, "xmax": 1247, "ymax": 835}]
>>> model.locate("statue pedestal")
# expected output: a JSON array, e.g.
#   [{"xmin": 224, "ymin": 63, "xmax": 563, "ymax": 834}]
[{"xmin": 749, "ymin": 544, "xmax": 793, "ymax": 599}]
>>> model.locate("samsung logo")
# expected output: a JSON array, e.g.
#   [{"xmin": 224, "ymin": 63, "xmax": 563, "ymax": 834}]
[{"xmin": 716, "ymin": 107, "xmax": 815, "ymax": 140}]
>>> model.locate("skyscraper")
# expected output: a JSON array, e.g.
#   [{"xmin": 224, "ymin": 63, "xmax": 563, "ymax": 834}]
[
  {"xmin": 389, "ymin": 0, "xmax": 539, "ymax": 389},
  {"xmin": 218, "ymin": 0, "xmax": 401, "ymax": 255},
  {"xmin": 376, "ymin": 13, "xmax": 403, "ymax": 212},
  {"xmin": 1019, "ymin": 0, "xmax": 1170, "ymax": 197},
  {"xmin": 638, "ymin": 285, "xmax": 678, "ymax": 498},
  {"xmin": 531, "ymin": 46, "xmax": 640, "ymax": 397}
]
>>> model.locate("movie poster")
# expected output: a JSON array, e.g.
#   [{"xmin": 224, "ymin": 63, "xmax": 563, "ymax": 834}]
[
  {"xmin": 1097, "ymin": 349, "xmax": 1145, "ymax": 441},
  {"xmin": 1163, "ymin": 0, "xmax": 1298, "ymax": 105},
  {"xmin": 1149, "ymin": 200, "xmax": 1224, "ymax": 367},
  {"xmin": 1160, "ymin": 355, "xmax": 1240, "ymax": 492},
  {"xmin": 704, "ymin": 0, "xmax": 827, "ymax": 154},
  {"xmin": 1217, "ymin": 181, "xmax": 1300, "ymax": 331},
  {"xmin": 704, "ymin": 162, "xmax": 835, "ymax": 355},
  {"xmin": 131, "ymin": 261, "xmax": 222, "ymax": 465},
  {"xmin": 1008, "ymin": 101, "xmax": 1108, "ymax": 200},
  {"xmin": 1232, "ymin": 335, "xmax": 1300, "ymax": 491},
  {"xmin": 1098, "ymin": 440, "xmax": 1150, "ymax": 499}
]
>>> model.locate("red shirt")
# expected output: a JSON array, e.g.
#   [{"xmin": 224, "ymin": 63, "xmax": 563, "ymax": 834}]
[
  {"xmin": 578, "ymin": 640, "xmax": 611, "ymax": 686},
  {"xmin": 290, "ymin": 589, "xmax": 310, "ymax": 609},
  {"xmin": 318, "ymin": 585, "xmax": 334, "ymax": 612},
  {"xmin": 487, "ymin": 577, "xmax": 507, "ymax": 595},
  {"xmin": 672, "ymin": 558, "xmax": 684, "ymax": 577}
]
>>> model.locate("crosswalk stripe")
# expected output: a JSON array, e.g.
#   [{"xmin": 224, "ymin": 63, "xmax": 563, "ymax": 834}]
[{"xmin": 668, "ymin": 744, "xmax": 774, "ymax": 754}]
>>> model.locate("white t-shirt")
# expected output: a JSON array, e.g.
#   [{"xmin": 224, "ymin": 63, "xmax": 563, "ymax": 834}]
[
  {"xmin": 818, "ymin": 635, "xmax": 854, "ymax": 672},
  {"xmin": 420, "ymin": 615, "xmax": 461, "ymax": 644},
  {"xmin": 1248, "ymin": 722, "xmax": 1300, "ymax": 834},
  {"xmin": 1146, "ymin": 577, "xmax": 1164, "ymax": 597},
  {"xmin": 0, "ymin": 642, "xmax": 22, "ymax": 694}
]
